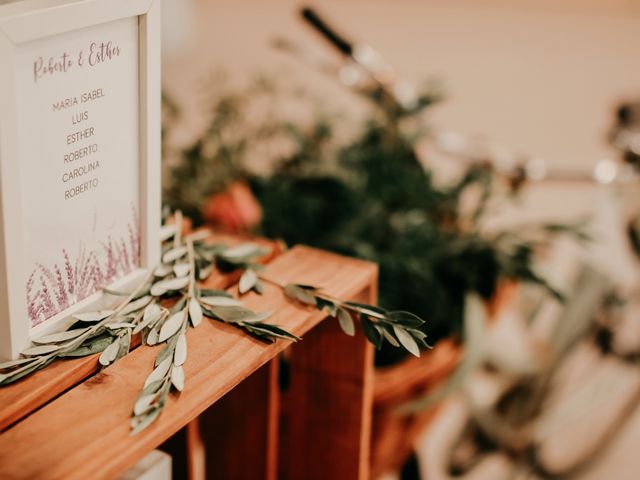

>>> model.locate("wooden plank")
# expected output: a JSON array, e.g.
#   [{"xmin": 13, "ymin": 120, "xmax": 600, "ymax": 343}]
[
  {"xmin": 186, "ymin": 420, "xmax": 206, "ymax": 480},
  {"xmin": 195, "ymin": 359, "xmax": 280, "ymax": 480},
  {"xmin": 281, "ymin": 282, "xmax": 376, "ymax": 480},
  {"xmin": 0, "ymin": 234, "xmax": 280, "ymax": 432},
  {"xmin": 0, "ymin": 246, "xmax": 377, "ymax": 480}
]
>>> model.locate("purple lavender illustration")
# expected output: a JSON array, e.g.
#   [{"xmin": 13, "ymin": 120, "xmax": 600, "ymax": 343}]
[{"xmin": 27, "ymin": 208, "xmax": 141, "ymax": 327}]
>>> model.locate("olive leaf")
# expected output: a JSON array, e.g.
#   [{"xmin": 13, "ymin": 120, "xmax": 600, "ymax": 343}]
[
  {"xmin": 99, "ymin": 338, "xmax": 121, "ymax": 366},
  {"xmin": 173, "ymin": 263, "xmax": 190, "ymax": 277},
  {"xmin": 162, "ymin": 245, "xmax": 188, "ymax": 263},
  {"xmin": 115, "ymin": 332, "xmax": 132, "ymax": 362},
  {"xmin": 159, "ymin": 224, "xmax": 177, "ymax": 242},
  {"xmin": 7, "ymin": 270, "xmax": 155, "ymax": 380},
  {"xmin": 121, "ymin": 295, "xmax": 152, "ymax": 315},
  {"xmin": 281, "ymin": 283, "xmax": 427, "ymax": 356},
  {"xmin": 198, "ymin": 264, "xmax": 214, "ymax": 281},
  {"xmin": 174, "ymin": 333, "xmax": 187, "ymax": 367},
  {"xmin": 200, "ymin": 296, "xmax": 243, "ymax": 308},
  {"xmin": 361, "ymin": 316, "xmax": 383, "ymax": 349},
  {"xmin": 154, "ymin": 264, "xmax": 173, "ymax": 278},
  {"xmin": 380, "ymin": 327, "xmax": 400, "ymax": 347},
  {"xmin": 387, "ymin": 311, "xmax": 425, "ymax": 328},
  {"xmin": 198, "ymin": 289, "xmax": 232, "ymax": 298},
  {"xmin": 146, "ymin": 328, "xmax": 160, "ymax": 346},
  {"xmin": 32, "ymin": 328, "xmax": 88, "ymax": 345},
  {"xmin": 159, "ymin": 311, "xmax": 185, "ymax": 342},
  {"xmin": 131, "ymin": 407, "xmax": 162, "ymax": 436},
  {"xmin": 22, "ymin": 344, "xmax": 61, "ymax": 356},
  {"xmin": 336, "ymin": 308, "xmax": 355, "ymax": 336},
  {"xmin": 171, "ymin": 366, "xmax": 185, "ymax": 392},
  {"xmin": 60, "ymin": 334, "xmax": 113, "ymax": 358},
  {"xmin": 106, "ymin": 323, "xmax": 135, "ymax": 330},
  {"xmin": 0, "ymin": 359, "xmax": 51, "ymax": 385},
  {"xmin": 222, "ymin": 243, "xmax": 268, "ymax": 260},
  {"xmin": 241, "ymin": 322, "xmax": 300, "ymax": 343},
  {"xmin": 392, "ymin": 325, "xmax": 420, "ymax": 357},
  {"xmin": 150, "ymin": 277, "xmax": 189, "ymax": 296},
  {"xmin": 188, "ymin": 298, "xmax": 203, "ymax": 327},
  {"xmin": 73, "ymin": 310, "xmax": 115, "ymax": 322},
  {"xmin": 203, "ymin": 305, "xmax": 257, "ymax": 323},
  {"xmin": 134, "ymin": 303, "xmax": 165, "ymax": 334},
  {"xmin": 133, "ymin": 393, "xmax": 158, "ymax": 417},
  {"xmin": 239, "ymin": 310, "xmax": 275, "ymax": 324},
  {"xmin": 0, "ymin": 357, "xmax": 35, "ymax": 370},
  {"xmin": 144, "ymin": 357, "xmax": 172, "ymax": 388},
  {"xmin": 317, "ymin": 298, "xmax": 338, "ymax": 317},
  {"xmin": 239, "ymin": 269, "xmax": 259, "ymax": 294},
  {"xmin": 185, "ymin": 230, "xmax": 211, "ymax": 243},
  {"xmin": 283, "ymin": 284, "xmax": 317, "ymax": 305},
  {"xmin": 344, "ymin": 301, "xmax": 386, "ymax": 319}
]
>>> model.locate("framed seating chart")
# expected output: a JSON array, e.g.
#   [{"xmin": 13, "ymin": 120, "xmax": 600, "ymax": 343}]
[{"xmin": 0, "ymin": 0, "xmax": 161, "ymax": 359}]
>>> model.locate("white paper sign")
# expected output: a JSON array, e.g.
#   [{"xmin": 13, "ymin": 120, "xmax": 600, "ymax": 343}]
[
  {"xmin": 14, "ymin": 17, "xmax": 140, "ymax": 328},
  {"xmin": 0, "ymin": 0, "xmax": 160, "ymax": 360}
]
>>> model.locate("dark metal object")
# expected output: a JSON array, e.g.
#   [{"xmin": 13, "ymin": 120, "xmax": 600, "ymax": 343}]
[{"xmin": 301, "ymin": 7, "xmax": 353, "ymax": 56}]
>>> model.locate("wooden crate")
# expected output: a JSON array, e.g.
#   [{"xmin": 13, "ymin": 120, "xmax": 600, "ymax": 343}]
[{"xmin": 0, "ymin": 238, "xmax": 378, "ymax": 480}]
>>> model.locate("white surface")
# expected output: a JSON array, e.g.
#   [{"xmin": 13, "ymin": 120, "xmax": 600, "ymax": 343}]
[
  {"xmin": 16, "ymin": 16, "xmax": 140, "ymax": 327},
  {"xmin": 118, "ymin": 450, "xmax": 172, "ymax": 480},
  {"xmin": 161, "ymin": 0, "xmax": 193, "ymax": 58},
  {"xmin": 162, "ymin": 0, "xmax": 640, "ymax": 229},
  {"xmin": 163, "ymin": 0, "xmax": 640, "ymax": 173}
]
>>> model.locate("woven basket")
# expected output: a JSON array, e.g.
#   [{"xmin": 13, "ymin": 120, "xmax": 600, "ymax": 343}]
[
  {"xmin": 370, "ymin": 282, "xmax": 517, "ymax": 478},
  {"xmin": 371, "ymin": 340, "xmax": 460, "ymax": 477}
]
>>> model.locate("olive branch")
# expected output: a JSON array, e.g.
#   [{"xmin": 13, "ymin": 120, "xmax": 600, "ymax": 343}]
[
  {"xmin": 0, "ymin": 215, "xmax": 296, "ymax": 433},
  {"xmin": 0, "ymin": 213, "xmax": 429, "ymax": 433},
  {"xmin": 275, "ymin": 282, "xmax": 428, "ymax": 356},
  {"xmin": 233, "ymin": 258, "xmax": 429, "ymax": 355},
  {"xmin": 0, "ymin": 273, "xmax": 153, "ymax": 386}
]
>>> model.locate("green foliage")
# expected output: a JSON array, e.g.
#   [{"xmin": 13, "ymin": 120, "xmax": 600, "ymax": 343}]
[
  {"xmin": 163, "ymin": 77, "xmax": 584, "ymax": 366},
  {"xmin": 251, "ymin": 118, "xmax": 569, "ymax": 365}
]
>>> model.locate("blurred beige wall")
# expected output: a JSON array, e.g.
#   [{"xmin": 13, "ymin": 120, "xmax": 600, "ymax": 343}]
[{"xmin": 162, "ymin": 0, "xmax": 640, "ymax": 222}]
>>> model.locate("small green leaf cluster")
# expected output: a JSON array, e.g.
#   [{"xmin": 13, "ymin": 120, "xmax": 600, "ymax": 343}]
[
  {"xmin": 131, "ymin": 218, "xmax": 296, "ymax": 431},
  {"xmin": 283, "ymin": 284, "xmax": 428, "ymax": 357}
]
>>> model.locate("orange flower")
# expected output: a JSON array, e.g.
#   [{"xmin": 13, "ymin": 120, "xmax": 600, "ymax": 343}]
[{"xmin": 202, "ymin": 181, "xmax": 262, "ymax": 233}]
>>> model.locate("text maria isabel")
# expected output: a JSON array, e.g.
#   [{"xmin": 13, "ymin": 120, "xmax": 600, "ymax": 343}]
[{"xmin": 52, "ymin": 88, "xmax": 105, "ymax": 112}]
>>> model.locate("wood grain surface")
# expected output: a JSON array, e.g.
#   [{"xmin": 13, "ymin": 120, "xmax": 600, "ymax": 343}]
[{"xmin": 0, "ymin": 245, "xmax": 377, "ymax": 480}]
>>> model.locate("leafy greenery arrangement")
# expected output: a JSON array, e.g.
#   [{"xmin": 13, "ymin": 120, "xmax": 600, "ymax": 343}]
[
  {"xmin": 0, "ymin": 212, "xmax": 426, "ymax": 432},
  {"xmin": 164, "ymin": 78, "xmax": 584, "ymax": 365}
]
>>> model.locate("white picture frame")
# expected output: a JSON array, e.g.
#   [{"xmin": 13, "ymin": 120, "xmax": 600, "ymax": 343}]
[{"xmin": 0, "ymin": 0, "xmax": 161, "ymax": 359}]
